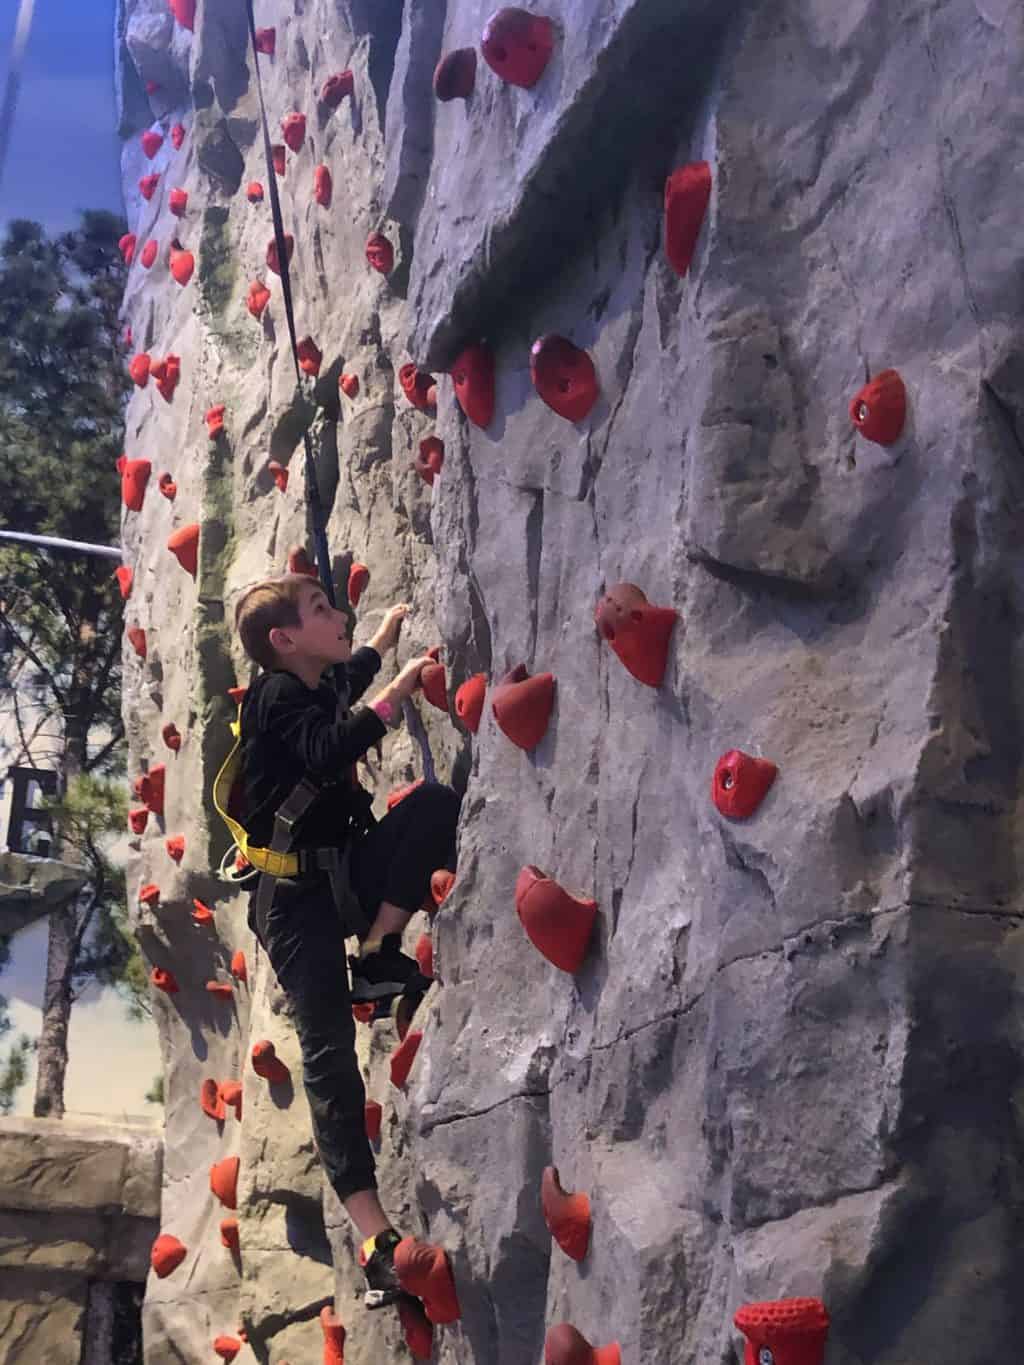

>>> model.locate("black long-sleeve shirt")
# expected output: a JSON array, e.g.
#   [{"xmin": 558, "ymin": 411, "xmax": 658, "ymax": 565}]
[{"xmin": 239, "ymin": 649, "xmax": 387, "ymax": 850}]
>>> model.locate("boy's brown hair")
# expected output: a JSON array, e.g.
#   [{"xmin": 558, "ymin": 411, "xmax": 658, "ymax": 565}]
[{"xmin": 234, "ymin": 573, "xmax": 312, "ymax": 670}]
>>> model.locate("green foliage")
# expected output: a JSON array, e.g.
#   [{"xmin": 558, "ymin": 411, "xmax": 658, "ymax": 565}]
[
  {"xmin": 144, "ymin": 1074, "xmax": 164, "ymax": 1106},
  {"xmin": 0, "ymin": 1035, "xmax": 33, "ymax": 1116}
]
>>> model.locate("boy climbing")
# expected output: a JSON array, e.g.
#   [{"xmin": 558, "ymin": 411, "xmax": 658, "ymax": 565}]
[{"xmin": 232, "ymin": 571, "xmax": 460, "ymax": 1308}]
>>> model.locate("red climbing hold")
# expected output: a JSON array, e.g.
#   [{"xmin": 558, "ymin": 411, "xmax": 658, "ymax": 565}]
[
  {"xmin": 266, "ymin": 234, "xmax": 294, "ymax": 276},
  {"xmin": 115, "ymin": 565, "xmax": 134, "ymax": 600},
  {"xmin": 158, "ymin": 472, "xmax": 177, "ymax": 501},
  {"xmin": 482, "ymin": 8, "xmax": 555, "ymax": 88},
  {"xmin": 141, "ymin": 129, "xmax": 164, "ymax": 159},
  {"xmin": 127, "ymin": 626, "xmax": 147, "ymax": 660},
  {"xmin": 206, "ymin": 980, "xmax": 234, "ymax": 1000},
  {"xmin": 210, "ymin": 1155, "xmax": 239, "ymax": 1210},
  {"xmin": 167, "ymin": 0, "xmax": 195, "ymax": 31},
  {"xmin": 151, "ymin": 1233, "xmax": 187, "ymax": 1278},
  {"xmin": 347, "ymin": 563, "xmax": 370, "ymax": 607},
  {"xmin": 152, "ymin": 354, "xmax": 181, "ymax": 402},
  {"xmin": 734, "ymin": 1298, "xmax": 830, "ymax": 1365},
  {"xmin": 192, "ymin": 899, "xmax": 215, "ymax": 924},
  {"xmin": 454, "ymin": 673, "xmax": 486, "ymax": 733},
  {"xmin": 213, "ymin": 1337, "xmax": 241, "ymax": 1362},
  {"xmin": 150, "ymin": 966, "xmax": 178, "ymax": 994},
  {"xmin": 169, "ymin": 242, "xmax": 194, "ymax": 286},
  {"xmin": 594, "ymin": 583, "xmax": 678, "ymax": 687},
  {"xmin": 120, "ymin": 457, "xmax": 151, "ymax": 511},
  {"xmin": 339, "ymin": 373, "xmax": 359, "ymax": 398},
  {"xmin": 434, "ymin": 48, "xmax": 477, "ymax": 101},
  {"xmin": 297, "ymin": 336, "xmax": 322, "ymax": 377},
  {"xmin": 140, "ymin": 239, "xmax": 158, "ymax": 269},
  {"xmin": 365, "ymin": 233, "xmax": 394, "ymax": 275},
  {"xmin": 167, "ymin": 523, "xmax": 199, "ymax": 578},
  {"xmin": 129, "ymin": 807, "xmax": 149, "ymax": 834},
  {"xmin": 162, "ymin": 722, "xmax": 182, "ymax": 752},
  {"xmin": 399, "ymin": 363, "xmax": 436, "ymax": 411},
  {"xmin": 119, "ymin": 232, "xmax": 137, "ymax": 264},
  {"xmin": 252, "ymin": 1040, "xmax": 290, "ymax": 1084},
  {"xmin": 200, "ymin": 1077, "xmax": 226, "ymax": 1121},
  {"xmin": 168, "ymin": 187, "xmax": 188, "ymax": 216},
  {"xmin": 219, "ymin": 1080, "xmax": 242, "ymax": 1119},
  {"xmin": 254, "ymin": 26, "xmax": 275, "ymax": 55},
  {"xmin": 227, "ymin": 686, "xmax": 248, "ymax": 705},
  {"xmin": 320, "ymin": 1305, "xmax": 346, "ymax": 1365},
  {"xmin": 387, "ymin": 779, "xmax": 424, "ymax": 811},
  {"xmin": 491, "ymin": 664, "xmax": 555, "ymax": 750},
  {"xmin": 352, "ymin": 1002, "xmax": 375, "ymax": 1024},
  {"xmin": 136, "ymin": 763, "xmax": 165, "ymax": 816},
  {"xmin": 171, "ymin": 122, "xmax": 185, "ymax": 150},
  {"xmin": 139, "ymin": 173, "xmax": 160, "ymax": 201},
  {"xmin": 415, "ymin": 436, "xmax": 444, "ymax": 486},
  {"xmin": 664, "ymin": 162, "xmax": 712, "ymax": 277},
  {"xmin": 219, "ymin": 1217, "xmax": 240, "ymax": 1251},
  {"xmin": 314, "ymin": 163, "xmax": 333, "ymax": 207},
  {"xmin": 390, "ymin": 1030, "xmax": 422, "ymax": 1089},
  {"xmin": 271, "ymin": 144, "xmax": 286, "ymax": 177},
  {"xmin": 205, "ymin": 405, "xmax": 226, "ymax": 441},
  {"xmin": 230, "ymin": 950, "xmax": 247, "ymax": 982},
  {"xmin": 247, "ymin": 279, "xmax": 271, "ymax": 319},
  {"xmin": 364, "ymin": 1099, "xmax": 383, "ymax": 1142},
  {"xmin": 287, "ymin": 546, "xmax": 318, "ymax": 578},
  {"xmin": 712, "ymin": 749, "xmax": 777, "ymax": 820},
  {"xmin": 166, "ymin": 835, "xmax": 185, "ymax": 862},
  {"xmin": 544, "ymin": 1324, "xmax": 621, "ymax": 1365},
  {"xmin": 414, "ymin": 933, "xmax": 434, "ymax": 980},
  {"xmin": 268, "ymin": 460, "xmax": 289, "ymax": 493},
  {"xmin": 321, "ymin": 71, "xmax": 354, "ymax": 107},
  {"xmin": 420, "ymin": 662, "xmax": 448, "ymax": 712},
  {"xmin": 531, "ymin": 335, "xmax": 600, "ymax": 422},
  {"xmin": 398, "ymin": 1298, "xmax": 435, "ymax": 1361},
  {"xmin": 850, "ymin": 368, "xmax": 906, "ymax": 446},
  {"xmin": 129, "ymin": 353, "xmax": 151, "ymax": 387},
  {"xmin": 281, "ymin": 112, "xmax": 306, "ymax": 153},
  {"xmin": 394, "ymin": 1238, "xmax": 461, "ymax": 1325},
  {"xmin": 430, "ymin": 868, "xmax": 454, "ymax": 908},
  {"xmin": 246, "ymin": 181, "xmax": 264, "ymax": 204},
  {"xmin": 541, "ymin": 1166, "xmax": 591, "ymax": 1262},
  {"xmin": 139, "ymin": 883, "xmax": 160, "ymax": 908},
  {"xmin": 451, "ymin": 342, "xmax": 495, "ymax": 428},
  {"xmin": 515, "ymin": 866, "xmax": 597, "ymax": 973}
]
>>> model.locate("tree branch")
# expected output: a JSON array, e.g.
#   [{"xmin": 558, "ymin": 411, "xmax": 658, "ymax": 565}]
[
  {"xmin": 84, "ymin": 723, "xmax": 124, "ymax": 775},
  {"xmin": 0, "ymin": 607, "xmax": 66, "ymax": 709}
]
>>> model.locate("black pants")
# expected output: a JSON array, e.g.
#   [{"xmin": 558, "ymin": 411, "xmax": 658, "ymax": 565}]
[{"xmin": 249, "ymin": 782, "xmax": 459, "ymax": 1202}]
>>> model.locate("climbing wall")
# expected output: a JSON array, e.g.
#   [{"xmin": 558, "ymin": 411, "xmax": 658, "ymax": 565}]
[{"xmin": 116, "ymin": 0, "xmax": 1024, "ymax": 1362}]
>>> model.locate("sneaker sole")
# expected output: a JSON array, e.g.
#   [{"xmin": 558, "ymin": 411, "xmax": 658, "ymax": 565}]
[{"xmin": 351, "ymin": 979, "xmax": 411, "ymax": 1002}]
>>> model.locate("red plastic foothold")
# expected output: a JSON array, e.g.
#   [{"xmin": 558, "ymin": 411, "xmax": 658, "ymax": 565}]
[
  {"xmin": 247, "ymin": 279, "xmax": 271, "ymax": 319},
  {"xmin": 347, "ymin": 562, "xmax": 370, "ymax": 607},
  {"xmin": 170, "ymin": 122, "xmax": 186, "ymax": 150},
  {"xmin": 394, "ymin": 1238, "xmax": 461, "ymax": 1324},
  {"xmin": 712, "ymin": 749, "xmax": 777, "ymax": 820},
  {"xmin": 158, "ymin": 472, "xmax": 177, "ymax": 501},
  {"xmin": 850, "ymin": 368, "xmax": 907, "ymax": 446},
  {"xmin": 129, "ymin": 353, "xmax": 151, "ymax": 388},
  {"xmin": 414, "ymin": 435, "xmax": 444, "ymax": 486},
  {"xmin": 352, "ymin": 1002, "xmax": 375, "ymax": 1023},
  {"xmin": 491, "ymin": 664, "xmax": 555, "ymax": 750},
  {"xmin": 389, "ymin": 1030, "xmax": 422, "ymax": 1089},
  {"xmin": 415, "ymin": 933, "xmax": 434, "ymax": 980},
  {"xmin": 227, "ymin": 686, "xmax": 248, "ymax": 705},
  {"xmin": 168, "ymin": 187, "xmax": 188, "ymax": 217},
  {"xmin": 364, "ymin": 1099, "xmax": 383, "ymax": 1142},
  {"xmin": 139, "ymin": 883, "xmax": 160, "ymax": 908},
  {"xmin": 430, "ymin": 868, "xmax": 454, "ymax": 908},
  {"xmin": 287, "ymin": 546, "xmax": 318, "ymax": 578},
  {"xmin": 165, "ymin": 834, "xmax": 185, "ymax": 863},
  {"xmin": 434, "ymin": 48, "xmax": 477, "ymax": 101},
  {"xmin": 734, "ymin": 1298, "xmax": 830, "ymax": 1365},
  {"xmin": 664, "ymin": 162, "xmax": 712, "ymax": 277},
  {"xmin": 314, "ymin": 163, "xmax": 333, "ymax": 207},
  {"xmin": 119, "ymin": 232, "xmax": 137, "ymax": 265},
  {"xmin": 453, "ymin": 673, "xmax": 486, "ymax": 733},
  {"xmin": 140, "ymin": 239, "xmax": 158, "ymax": 270},
  {"xmin": 219, "ymin": 1080, "xmax": 242, "ymax": 1119},
  {"xmin": 150, "ymin": 966, "xmax": 178, "ymax": 994},
  {"xmin": 246, "ymin": 181, "xmax": 264, "ymax": 204},
  {"xmin": 219, "ymin": 1217, "xmax": 240, "ymax": 1251},
  {"xmin": 210, "ymin": 1155, "xmax": 239, "ymax": 1209},
  {"xmin": 481, "ymin": 7, "xmax": 555, "ymax": 88},
  {"xmin": 151, "ymin": 1232, "xmax": 187, "ymax": 1278},
  {"xmin": 266, "ymin": 234, "xmax": 294, "ymax": 276},
  {"xmin": 541, "ymin": 1166, "xmax": 591, "ymax": 1261},
  {"xmin": 451, "ymin": 342, "xmax": 495, "ymax": 428},
  {"xmin": 515, "ymin": 866, "xmax": 596, "ymax": 973},
  {"xmin": 127, "ymin": 625, "xmax": 148, "ymax": 660},
  {"xmin": 530, "ymin": 335, "xmax": 600, "ymax": 422},
  {"xmin": 230, "ymin": 950, "xmax": 247, "ymax": 982},
  {"xmin": 121, "ymin": 457, "xmax": 151, "ymax": 511},
  {"xmin": 192, "ymin": 899, "xmax": 215, "ymax": 924},
  {"xmin": 594, "ymin": 583, "xmax": 678, "ymax": 688},
  {"xmin": 268, "ymin": 460, "xmax": 289, "ymax": 493},
  {"xmin": 321, "ymin": 70, "xmax": 354, "ymax": 107},
  {"xmin": 271, "ymin": 144, "xmax": 286, "ymax": 177},
  {"xmin": 205, "ymin": 404, "xmax": 226, "ymax": 440},
  {"xmin": 281, "ymin": 112, "xmax": 306, "ymax": 153},
  {"xmin": 297, "ymin": 336, "xmax": 322, "ymax": 377},
  {"xmin": 339, "ymin": 373, "xmax": 359, "ymax": 398},
  {"xmin": 167, "ymin": 523, "xmax": 199, "ymax": 578},
  {"xmin": 161, "ymin": 722, "xmax": 182, "ymax": 752},
  {"xmin": 139, "ymin": 173, "xmax": 160, "ymax": 201},
  {"xmin": 136, "ymin": 763, "xmax": 166, "ymax": 816},
  {"xmin": 206, "ymin": 980, "xmax": 234, "ymax": 1000},
  {"xmin": 251, "ymin": 1039, "xmax": 290, "ymax": 1084},
  {"xmin": 115, "ymin": 565, "xmax": 134, "ymax": 600},
  {"xmin": 399, "ymin": 363, "xmax": 436, "ymax": 411},
  {"xmin": 398, "ymin": 1297, "xmax": 435, "ymax": 1361},
  {"xmin": 141, "ymin": 129, "xmax": 164, "ymax": 159},
  {"xmin": 320, "ymin": 1305, "xmax": 346, "ymax": 1365},
  {"xmin": 213, "ymin": 1336, "xmax": 241, "ymax": 1362},
  {"xmin": 129, "ymin": 806, "xmax": 149, "ymax": 834},
  {"xmin": 365, "ymin": 233, "xmax": 394, "ymax": 275},
  {"xmin": 200, "ymin": 1077, "xmax": 226, "ymax": 1120},
  {"xmin": 167, "ymin": 0, "xmax": 195, "ymax": 31},
  {"xmin": 387, "ymin": 779, "xmax": 424, "ymax": 811},
  {"xmin": 420, "ymin": 662, "xmax": 448, "ymax": 712},
  {"xmin": 152, "ymin": 354, "xmax": 181, "ymax": 402},
  {"xmin": 169, "ymin": 241, "xmax": 194, "ymax": 286},
  {"xmin": 544, "ymin": 1324, "xmax": 621, "ymax": 1365},
  {"xmin": 254, "ymin": 26, "xmax": 275, "ymax": 55}
]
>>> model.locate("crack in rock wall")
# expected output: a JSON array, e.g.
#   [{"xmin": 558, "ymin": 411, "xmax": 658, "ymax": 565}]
[{"xmin": 116, "ymin": 0, "xmax": 1024, "ymax": 1361}]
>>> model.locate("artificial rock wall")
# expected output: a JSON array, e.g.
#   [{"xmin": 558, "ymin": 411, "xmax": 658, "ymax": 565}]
[{"xmin": 115, "ymin": 0, "xmax": 1024, "ymax": 1362}]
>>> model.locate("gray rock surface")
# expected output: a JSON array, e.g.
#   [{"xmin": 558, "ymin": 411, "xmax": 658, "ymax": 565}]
[{"xmin": 114, "ymin": 0, "xmax": 1024, "ymax": 1361}]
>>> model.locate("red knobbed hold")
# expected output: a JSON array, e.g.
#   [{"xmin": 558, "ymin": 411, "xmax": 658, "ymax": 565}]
[
  {"xmin": 168, "ymin": 187, "xmax": 188, "ymax": 216},
  {"xmin": 129, "ymin": 806, "xmax": 149, "ymax": 834},
  {"xmin": 268, "ymin": 460, "xmax": 288, "ymax": 493},
  {"xmin": 515, "ymin": 866, "xmax": 597, "ymax": 973},
  {"xmin": 210, "ymin": 1155, "xmax": 239, "ymax": 1209},
  {"xmin": 227, "ymin": 686, "xmax": 248, "ymax": 705},
  {"xmin": 127, "ymin": 627, "xmax": 147, "ymax": 660},
  {"xmin": 415, "ymin": 435, "xmax": 444, "ymax": 485},
  {"xmin": 266, "ymin": 234, "xmax": 293, "ymax": 276},
  {"xmin": 491, "ymin": 664, "xmax": 555, "ymax": 750},
  {"xmin": 140, "ymin": 239, "xmax": 158, "ymax": 269},
  {"xmin": 192, "ymin": 899, "xmax": 215, "ymax": 924},
  {"xmin": 281, "ymin": 112, "xmax": 306, "ymax": 153},
  {"xmin": 271, "ymin": 143, "xmax": 286, "ymax": 176},
  {"xmin": 212, "ymin": 1337, "xmax": 241, "ymax": 1363},
  {"xmin": 219, "ymin": 1217, "xmax": 240, "ymax": 1251},
  {"xmin": 321, "ymin": 70, "xmax": 354, "ymax": 107},
  {"xmin": 169, "ymin": 242, "xmax": 194, "ymax": 286},
  {"xmin": 530, "ymin": 335, "xmax": 600, "ymax": 422},
  {"xmin": 398, "ymin": 1298, "xmax": 435, "ymax": 1361},
  {"xmin": 287, "ymin": 546, "xmax": 318, "ymax": 578},
  {"xmin": 247, "ymin": 279, "xmax": 271, "ymax": 319},
  {"xmin": 219, "ymin": 1080, "xmax": 242, "ymax": 1119},
  {"xmin": 415, "ymin": 933, "xmax": 434, "ymax": 980},
  {"xmin": 251, "ymin": 1040, "xmax": 290, "ymax": 1084},
  {"xmin": 139, "ymin": 883, "xmax": 160, "ymax": 908},
  {"xmin": 454, "ymin": 673, "xmax": 486, "ymax": 733},
  {"xmin": 394, "ymin": 1239, "xmax": 461, "ymax": 1325},
  {"xmin": 230, "ymin": 950, "xmax": 247, "ymax": 982},
  {"xmin": 205, "ymin": 404, "xmax": 226, "ymax": 440},
  {"xmin": 320, "ymin": 1305, "xmax": 346, "ymax": 1365},
  {"xmin": 121, "ymin": 457, "xmax": 151, "ymax": 510},
  {"xmin": 451, "ymin": 342, "xmax": 495, "ymax": 428},
  {"xmin": 135, "ymin": 763, "xmax": 166, "ymax": 816},
  {"xmin": 734, "ymin": 1298, "xmax": 830, "ymax": 1365},
  {"xmin": 387, "ymin": 779, "xmax": 424, "ymax": 811},
  {"xmin": 297, "ymin": 336, "xmax": 322, "ymax": 376},
  {"xmin": 167, "ymin": 0, "xmax": 195, "ymax": 31},
  {"xmin": 246, "ymin": 181, "xmax": 264, "ymax": 203},
  {"xmin": 150, "ymin": 966, "xmax": 178, "ymax": 994},
  {"xmin": 165, "ymin": 835, "xmax": 185, "ymax": 862},
  {"xmin": 594, "ymin": 583, "xmax": 678, "ymax": 687},
  {"xmin": 420, "ymin": 662, "xmax": 448, "ymax": 712},
  {"xmin": 152, "ymin": 354, "xmax": 181, "ymax": 402},
  {"xmin": 348, "ymin": 562, "xmax": 370, "ymax": 607},
  {"xmin": 339, "ymin": 373, "xmax": 359, "ymax": 398},
  {"xmin": 712, "ymin": 749, "xmax": 778, "ymax": 820},
  {"xmin": 115, "ymin": 565, "xmax": 134, "ymax": 600},
  {"xmin": 365, "ymin": 233, "xmax": 394, "ymax": 275},
  {"xmin": 664, "ymin": 162, "xmax": 712, "ymax": 277},
  {"xmin": 200, "ymin": 1077, "xmax": 225, "ymax": 1121},
  {"xmin": 399, "ymin": 363, "xmax": 436, "ymax": 410},
  {"xmin": 161, "ymin": 722, "xmax": 182, "ymax": 752},
  {"xmin": 119, "ymin": 232, "xmax": 137, "ymax": 264},
  {"xmin": 390, "ymin": 1030, "xmax": 422, "ymax": 1089},
  {"xmin": 364, "ymin": 1099, "xmax": 383, "ymax": 1142},
  {"xmin": 254, "ymin": 26, "xmax": 275, "ymax": 55},
  {"xmin": 544, "ymin": 1324, "xmax": 621, "ymax": 1365},
  {"xmin": 158, "ymin": 472, "xmax": 177, "ymax": 501},
  {"xmin": 434, "ymin": 48, "xmax": 477, "ymax": 101},
  {"xmin": 850, "ymin": 368, "xmax": 907, "ymax": 446},
  {"xmin": 167, "ymin": 523, "xmax": 199, "ymax": 578},
  {"xmin": 129, "ymin": 353, "xmax": 151, "ymax": 387},
  {"xmin": 206, "ymin": 980, "xmax": 234, "ymax": 1000},
  {"xmin": 139, "ymin": 173, "xmax": 160, "ymax": 201},
  {"xmin": 353, "ymin": 1002, "xmax": 375, "ymax": 1023},
  {"xmin": 151, "ymin": 1233, "xmax": 187, "ymax": 1278},
  {"xmin": 170, "ymin": 122, "xmax": 186, "ymax": 150},
  {"xmin": 141, "ymin": 128, "xmax": 164, "ymax": 159},
  {"xmin": 541, "ymin": 1166, "xmax": 591, "ymax": 1261},
  {"xmin": 430, "ymin": 868, "xmax": 454, "ymax": 908},
  {"xmin": 314, "ymin": 163, "xmax": 333, "ymax": 207},
  {"xmin": 481, "ymin": 7, "xmax": 555, "ymax": 88}
]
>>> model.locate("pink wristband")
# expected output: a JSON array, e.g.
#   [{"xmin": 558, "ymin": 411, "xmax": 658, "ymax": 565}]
[{"xmin": 371, "ymin": 699, "xmax": 394, "ymax": 725}]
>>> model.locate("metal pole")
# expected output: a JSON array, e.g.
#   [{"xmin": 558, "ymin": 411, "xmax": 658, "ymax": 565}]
[
  {"xmin": 0, "ymin": 529, "xmax": 122, "ymax": 561},
  {"xmin": 0, "ymin": 0, "xmax": 37, "ymax": 200}
]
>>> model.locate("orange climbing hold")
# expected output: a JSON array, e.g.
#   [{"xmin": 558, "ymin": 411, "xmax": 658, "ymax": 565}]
[
  {"xmin": 850, "ymin": 368, "xmax": 906, "ymax": 446},
  {"xmin": 192, "ymin": 898, "xmax": 215, "ymax": 924},
  {"xmin": 287, "ymin": 546, "xmax": 318, "ymax": 578},
  {"xmin": 168, "ymin": 187, "xmax": 188, "ymax": 216},
  {"xmin": 664, "ymin": 162, "xmax": 712, "ymax": 277},
  {"xmin": 268, "ymin": 460, "xmax": 289, "ymax": 492},
  {"xmin": 139, "ymin": 883, "xmax": 160, "ymax": 908},
  {"xmin": 454, "ymin": 673, "xmax": 486, "ymax": 733},
  {"xmin": 544, "ymin": 1324, "xmax": 621, "ymax": 1365},
  {"xmin": 206, "ymin": 404, "xmax": 226, "ymax": 439},
  {"xmin": 321, "ymin": 70, "xmax": 354, "ymax": 107},
  {"xmin": 150, "ymin": 966, "xmax": 179, "ymax": 994},
  {"xmin": 415, "ymin": 436, "xmax": 444, "ymax": 486},
  {"xmin": 246, "ymin": 181, "xmax": 264, "ymax": 204},
  {"xmin": 126, "ymin": 626, "xmax": 148, "ymax": 660},
  {"xmin": 271, "ymin": 143, "xmax": 286, "ymax": 177},
  {"xmin": 171, "ymin": 122, "xmax": 186, "ymax": 150},
  {"xmin": 430, "ymin": 868, "xmax": 454, "ymax": 908},
  {"xmin": 282, "ymin": 112, "xmax": 306, "ymax": 153},
  {"xmin": 451, "ymin": 342, "xmax": 495, "ymax": 428},
  {"xmin": 135, "ymin": 763, "xmax": 165, "ymax": 816},
  {"xmin": 364, "ymin": 1099, "xmax": 383, "ymax": 1142},
  {"xmin": 162, "ymin": 722, "xmax": 182, "ymax": 752},
  {"xmin": 420, "ymin": 662, "xmax": 448, "ymax": 712},
  {"xmin": 365, "ymin": 233, "xmax": 394, "ymax": 275},
  {"xmin": 166, "ymin": 835, "xmax": 185, "ymax": 862},
  {"xmin": 129, "ymin": 353, "xmax": 151, "ymax": 387},
  {"xmin": 712, "ymin": 749, "xmax": 777, "ymax": 820},
  {"xmin": 210, "ymin": 1155, "xmax": 239, "ymax": 1209},
  {"xmin": 339, "ymin": 373, "xmax": 359, "ymax": 398},
  {"xmin": 169, "ymin": 242, "xmax": 194, "ymax": 286},
  {"xmin": 115, "ymin": 565, "xmax": 134, "ymax": 600},
  {"xmin": 388, "ymin": 779, "xmax": 424, "ymax": 811},
  {"xmin": 139, "ymin": 173, "xmax": 160, "ymax": 201},
  {"xmin": 129, "ymin": 806, "xmax": 149, "ymax": 834},
  {"xmin": 320, "ymin": 1305, "xmax": 346, "ymax": 1365},
  {"xmin": 266, "ymin": 234, "xmax": 294, "ymax": 276},
  {"xmin": 151, "ymin": 354, "xmax": 181, "ymax": 402},
  {"xmin": 252, "ymin": 1039, "xmax": 290, "ymax": 1084},
  {"xmin": 399, "ymin": 363, "xmax": 436, "ymax": 411},
  {"xmin": 206, "ymin": 981, "xmax": 234, "ymax": 1000},
  {"xmin": 389, "ymin": 1030, "xmax": 422, "ymax": 1089},
  {"xmin": 247, "ymin": 279, "xmax": 271, "ymax": 318},
  {"xmin": 394, "ymin": 1238, "xmax": 461, "ymax": 1324},
  {"xmin": 119, "ymin": 232, "xmax": 136, "ymax": 264},
  {"xmin": 541, "ymin": 1166, "xmax": 591, "ymax": 1261},
  {"xmin": 434, "ymin": 48, "xmax": 477, "ymax": 101},
  {"xmin": 314, "ymin": 163, "xmax": 333, "ymax": 207},
  {"xmin": 167, "ymin": 0, "xmax": 195, "ymax": 31},
  {"xmin": 220, "ymin": 1217, "xmax": 240, "ymax": 1251},
  {"xmin": 151, "ymin": 1233, "xmax": 187, "ymax": 1278},
  {"xmin": 398, "ymin": 1298, "xmax": 434, "ymax": 1360},
  {"xmin": 120, "ymin": 456, "xmax": 151, "ymax": 511},
  {"xmin": 414, "ymin": 933, "xmax": 434, "ymax": 980},
  {"xmin": 140, "ymin": 239, "xmax": 158, "ymax": 269},
  {"xmin": 482, "ymin": 7, "xmax": 555, "ymax": 88},
  {"xmin": 141, "ymin": 129, "xmax": 164, "ymax": 158},
  {"xmin": 347, "ymin": 563, "xmax": 370, "ymax": 607},
  {"xmin": 219, "ymin": 1080, "xmax": 243, "ymax": 1119},
  {"xmin": 201, "ymin": 1078, "xmax": 225, "ymax": 1120},
  {"xmin": 531, "ymin": 335, "xmax": 600, "ymax": 422},
  {"xmin": 515, "ymin": 866, "xmax": 596, "ymax": 973},
  {"xmin": 167, "ymin": 523, "xmax": 199, "ymax": 578},
  {"xmin": 213, "ymin": 1336, "xmax": 241, "ymax": 1362},
  {"xmin": 227, "ymin": 686, "xmax": 248, "ymax": 705},
  {"xmin": 352, "ymin": 1002, "xmax": 375, "ymax": 1024},
  {"xmin": 594, "ymin": 583, "xmax": 678, "ymax": 687},
  {"xmin": 254, "ymin": 26, "xmax": 275, "ymax": 55},
  {"xmin": 297, "ymin": 336, "xmax": 322, "ymax": 376},
  {"xmin": 230, "ymin": 950, "xmax": 247, "ymax": 983},
  {"xmin": 734, "ymin": 1298, "xmax": 830, "ymax": 1365},
  {"xmin": 491, "ymin": 664, "xmax": 555, "ymax": 750}
]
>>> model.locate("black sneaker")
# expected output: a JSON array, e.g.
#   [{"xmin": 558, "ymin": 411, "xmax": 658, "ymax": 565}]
[
  {"xmin": 361, "ymin": 1228, "xmax": 404, "ymax": 1309},
  {"xmin": 349, "ymin": 934, "xmax": 418, "ymax": 1004},
  {"xmin": 391, "ymin": 971, "xmax": 432, "ymax": 1041}
]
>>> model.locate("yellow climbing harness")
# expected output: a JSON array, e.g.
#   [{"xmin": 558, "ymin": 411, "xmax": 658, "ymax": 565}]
[{"xmin": 212, "ymin": 700, "xmax": 301, "ymax": 878}]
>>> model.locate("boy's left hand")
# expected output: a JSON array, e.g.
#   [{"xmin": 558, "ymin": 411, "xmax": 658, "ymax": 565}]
[{"xmin": 370, "ymin": 603, "xmax": 409, "ymax": 653}]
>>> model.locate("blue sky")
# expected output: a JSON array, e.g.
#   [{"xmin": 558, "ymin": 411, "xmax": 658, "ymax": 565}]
[{"xmin": 1, "ymin": 0, "xmax": 122, "ymax": 231}]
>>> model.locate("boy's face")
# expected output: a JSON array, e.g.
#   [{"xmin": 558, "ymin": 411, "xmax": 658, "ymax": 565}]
[{"xmin": 274, "ymin": 583, "xmax": 352, "ymax": 669}]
